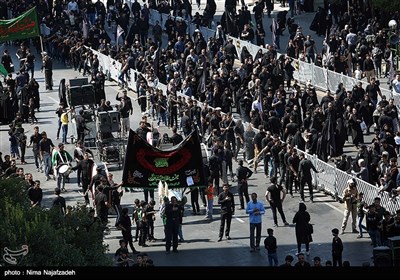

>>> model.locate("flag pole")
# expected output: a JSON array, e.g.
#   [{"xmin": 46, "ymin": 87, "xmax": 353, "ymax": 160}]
[{"xmin": 39, "ymin": 35, "xmax": 44, "ymax": 55}]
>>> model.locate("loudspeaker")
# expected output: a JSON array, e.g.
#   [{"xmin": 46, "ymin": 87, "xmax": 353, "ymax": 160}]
[
  {"xmin": 69, "ymin": 78, "xmax": 88, "ymax": 87},
  {"xmin": 109, "ymin": 111, "xmax": 120, "ymax": 132},
  {"xmin": 98, "ymin": 111, "xmax": 121, "ymax": 133},
  {"xmin": 373, "ymin": 246, "xmax": 392, "ymax": 267},
  {"xmin": 98, "ymin": 111, "xmax": 111, "ymax": 133},
  {"xmin": 388, "ymin": 236, "xmax": 400, "ymax": 266},
  {"xmin": 69, "ymin": 85, "xmax": 96, "ymax": 106},
  {"xmin": 81, "ymin": 84, "xmax": 96, "ymax": 105},
  {"xmin": 68, "ymin": 86, "xmax": 82, "ymax": 107},
  {"xmin": 388, "ymin": 236, "xmax": 400, "ymax": 248}
]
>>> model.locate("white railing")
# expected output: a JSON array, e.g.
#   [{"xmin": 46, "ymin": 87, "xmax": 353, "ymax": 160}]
[{"xmin": 85, "ymin": 8, "xmax": 400, "ymax": 214}]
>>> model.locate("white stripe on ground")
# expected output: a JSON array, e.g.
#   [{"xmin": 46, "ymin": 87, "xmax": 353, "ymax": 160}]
[
  {"xmin": 314, "ymin": 197, "xmax": 343, "ymax": 214},
  {"xmin": 234, "ymin": 216, "xmax": 245, "ymax": 223}
]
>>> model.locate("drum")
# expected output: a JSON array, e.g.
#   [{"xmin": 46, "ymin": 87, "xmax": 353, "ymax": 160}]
[{"xmin": 58, "ymin": 164, "xmax": 71, "ymax": 175}]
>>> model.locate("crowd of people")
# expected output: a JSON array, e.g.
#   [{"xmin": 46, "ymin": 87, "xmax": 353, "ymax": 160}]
[{"xmin": 2, "ymin": 0, "xmax": 400, "ymax": 267}]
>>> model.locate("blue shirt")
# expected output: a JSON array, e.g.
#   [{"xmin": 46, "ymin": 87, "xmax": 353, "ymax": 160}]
[{"xmin": 246, "ymin": 200, "xmax": 265, "ymax": 224}]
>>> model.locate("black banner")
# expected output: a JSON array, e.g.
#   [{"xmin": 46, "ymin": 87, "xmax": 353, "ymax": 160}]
[{"xmin": 122, "ymin": 130, "xmax": 206, "ymax": 189}]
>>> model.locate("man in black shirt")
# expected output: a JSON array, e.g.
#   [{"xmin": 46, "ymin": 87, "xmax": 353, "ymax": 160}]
[
  {"xmin": 164, "ymin": 196, "xmax": 184, "ymax": 253},
  {"xmin": 265, "ymin": 176, "xmax": 289, "ymax": 227},
  {"xmin": 170, "ymin": 126, "xmax": 184, "ymax": 145},
  {"xmin": 39, "ymin": 131, "xmax": 55, "ymax": 181},
  {"xmin": 28, "ymin": 126, "xmax": 42, "ymax": 172},
  {"xmin": 95, "ymin": 184, "xmax": 109, "ymax": 224},
  {"xmin": 25, "ymin": 49, "xmax": 35, "ymax": 78},
  {"xmin": 217, "ymin": 184, "xmax": 235, "ymax": 241},
  {"xmin": 253, "ymin": 125, "xmax": 266, "ymax": 173},
  {"xmin": 41, "ymin": 53, "xmax": 53, "ymax": 90},
  {"xmin": 89, "ymin": 167, "xmax": 107, "ymax": 199},
  {"xmin": 236, "ymin": 159, "xmax": 253, "ymax": 210},
  {"xmin": 28, "ymin": 180, "xmax": 42, "ymax": 208},
  {"xmin": 75, "ymin": 109, "xmax": 90, "ymax": 142},
  {"xmin": 52, "ymin": 188, "xmax": 66, "ymax": 215},
  {"xmin": 365, "ymin": 77, "xmax": 382, "ymax": 108},
  {"xmin": 298, "ymin": 152, "xmax": 319, "ymax": 202},
  {"xmin": 287, "ymin": 147, "xmax": 300, "ymax": 197},
  {"xmin": 136, "ymin": 120, "xmax": 151, "ymax": 140},
  {"xmin": 73, "ymin": 152, "xmax": 94, "ymax": 205},
  {"xmin": 73, "ymin": 140, "xmax": 94, "ymax": 187},
  {"xmin": 116, "ymin": 208, "xmax": 139, "ymax": 254},
  {"xmin": 116, "ymin": 89, "xmax": 133, "ymax": 137}
]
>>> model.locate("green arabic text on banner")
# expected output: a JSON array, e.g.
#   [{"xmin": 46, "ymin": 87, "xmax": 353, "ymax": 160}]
[{"xmin": 0, "ymin": 7, "xmax": 39, "ymax": 42}]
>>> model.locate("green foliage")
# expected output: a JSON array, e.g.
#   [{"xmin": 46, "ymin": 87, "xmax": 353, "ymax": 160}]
[
  {"xmin": 370, "ymin": 0, "xmax": 400, "ymax": 12},
  {"xmin": 0, "ymin": 178, "xmax": 112, "ymax": 266}
]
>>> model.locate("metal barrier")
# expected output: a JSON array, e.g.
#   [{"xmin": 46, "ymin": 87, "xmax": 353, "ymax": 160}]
[
  {"xmin": 87, "ymin": 8, "xmax": 400, "ymax": 214},
  {"xmin": 294, "ymin": 149, "xmax": 400, "ymax": 214}
]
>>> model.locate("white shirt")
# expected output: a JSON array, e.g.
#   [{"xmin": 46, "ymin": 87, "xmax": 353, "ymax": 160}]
[
  {"xmin": 354, "ymin": 69, "xmax": 363, "ymax": 80},
  {"xmin": 392, "ymin": 78, "xmax": 400, "ymax": 94}
]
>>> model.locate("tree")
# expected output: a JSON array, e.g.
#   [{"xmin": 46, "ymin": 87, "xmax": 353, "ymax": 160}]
[{"xmin": 0, "ymin": 178, "xmax": 112, "ymax": 266}]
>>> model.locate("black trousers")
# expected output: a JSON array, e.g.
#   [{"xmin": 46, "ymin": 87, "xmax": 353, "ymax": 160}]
[
  {"xmin": 238, "ymin": 184, "xmax": 249, "ymax": 208},
  {"xmin": 270, "ymin": 202, "xmax": 287, "ymax": 225},
  {"xmin": 300, "ymin": 177, "xmax": 313, "ymax": 201},
  {"xmin": 219, "ymin": 212, "xmax": 232, "ymax": 238},
  {"xmin": 165, "ymin": 219, "xmax": 180, "ymax": 251}
]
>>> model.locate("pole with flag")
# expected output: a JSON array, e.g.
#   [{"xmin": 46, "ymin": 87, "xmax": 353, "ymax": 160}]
[
  {"xmin": 389, "ymin": 50, "xmax": 395, "ymax": 84},
  {"xmin": 116, "ymin": 24, "xmax": 124, "ymax": 52},
  {"xmin": 324, "ymin": 28, "xmax": 332, "ymax": 74},
  {"xmin": 272, "ymin": 18, "xmax": 277, "ymax": 50}
]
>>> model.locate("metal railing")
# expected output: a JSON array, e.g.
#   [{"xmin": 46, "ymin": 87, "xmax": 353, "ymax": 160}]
[{"xmin": 84, "ymin": 9, "xmax": 400, "ymax": 214}]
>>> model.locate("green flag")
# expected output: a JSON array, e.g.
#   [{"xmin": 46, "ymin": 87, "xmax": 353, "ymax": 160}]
[
  {"xmin": 0, "ymin": 7, "xmax": 39, "ymax": 42},
  {"xmin": 0, "ymin": 64, "xmax": 7, "ymax": 77}
]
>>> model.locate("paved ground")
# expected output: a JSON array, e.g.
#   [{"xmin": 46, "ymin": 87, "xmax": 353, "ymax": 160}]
[
  {"xmin": 0, "ymin": 2, "xmax": 391, "ymax": 267},
  {"xmin": 0, "ymin": 54, "xmax": 375, "ymax": 268}
]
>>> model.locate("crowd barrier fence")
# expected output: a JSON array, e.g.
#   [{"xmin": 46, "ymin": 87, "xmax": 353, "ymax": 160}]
[{"xmin": 84, "ymin": 8, "xmax": 400, "ymax": 213}]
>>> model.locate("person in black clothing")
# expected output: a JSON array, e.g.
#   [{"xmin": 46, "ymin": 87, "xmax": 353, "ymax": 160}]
[
  {"xmin": 52, "ymin": 188, "xmax": 66, "ymax": 215},
  {"xmin": 41, "ymin": 53, "xmax": 53, "ymax": 90},
  {"xmin": 217, "ymin": 184, "xmax": 235, "ymax": 241},
  {"xmin": 72, "ymin": 151, "xmax": 94, "ymax": 205},
  {"xmin": 170, "ymin": 126, "xmax": 184, "ymax": 145},
  {"xmin": 280, "ymin": 255, "xmax": 294, "ymax": 267},
  {"xmin": 95, "ymin": 184, "xmax": 109, "ymax": 224},
  {"xmin": 55, "ymin": 104, "xmax": 64, "ymax": 140},
  {"xmin": 236, "ymin": 159, "xmax": 253, "ymax": 209},
  {"xmin": 164, "ymin": 196, "xmax": 183, "ymax": 254},
  {"xmin": 116, "ymin": 208, "xmax": 139, "ymax": 254},
  {"xmin": 298, "ymin": 152, "xmax": 319, "ymax": 202},
  {"xmin": 28, "ymin": 180, "xmax": 42, "ymax": 208},
  {"xmin": 331, "ymin": 228, "xmax": 343, "ymax": 267},
  {"xmin": 293, "ymin": 202, "xmax": 312, "ymax": 255},
  {"xmin": 75, "ymin": 110, "xmax": 90, "ymax": 142},
  {"xmin": 294, "ymin": 252, "xmax": 311, "ymax": 267},
  {"xmin": 116, "ymin": 89, "xmax": 133, "ymax": 137},
  {"xmin": 136, "ymin": 120, "xmax": 151, "ymax": 140},
  {"xmin": 24, "ymin": 49, "xmax": 35, "ymax": 79},
  {"xmin": 73, "ymin": 140, "xmax": 93, "ymax": 187},
  {"xmin": 208, "ymin": 153, "xmax": 221, "ymax": 195},
  {"xmin": 265, "ymin": 176, "xmax": 289, "ymax": 227},
  {"xmin": 287, "ymin": 148, "xmax": 300, "ymax": 197},
  {"xmin": 264, "ymin": 228, "xmax": 278, "ymax": 266},
  {"xmin": 89, "ymin": 167, "xmax": 106, "ymax": 202},
  {"xmin": 1, "ymin": 49, "xmax": 13, "ymax": 73}
]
